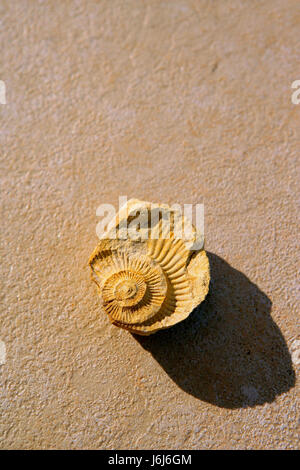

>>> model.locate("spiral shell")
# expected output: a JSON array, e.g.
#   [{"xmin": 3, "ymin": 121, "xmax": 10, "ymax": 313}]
[{"xmin": 89, "ymin": 199, "xmax": 210, "ymax": 335}]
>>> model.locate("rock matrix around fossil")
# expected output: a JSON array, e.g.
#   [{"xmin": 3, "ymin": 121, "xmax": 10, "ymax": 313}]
[{"xmin": 89, "ymin": 199, "xmax": 210, "ymax": 335}]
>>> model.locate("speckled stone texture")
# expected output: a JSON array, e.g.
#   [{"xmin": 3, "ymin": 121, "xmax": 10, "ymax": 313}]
[{"xmin": 0, "ymin": 0, "xmax": 299, "ymax": 450}]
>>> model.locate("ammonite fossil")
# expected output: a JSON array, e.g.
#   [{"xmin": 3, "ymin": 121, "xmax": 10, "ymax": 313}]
[{"xmin": 89, "ymin": 199, "xmax": 210, "ymax": 335}]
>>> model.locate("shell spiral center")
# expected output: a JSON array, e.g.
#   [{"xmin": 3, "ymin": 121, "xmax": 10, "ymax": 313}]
[
  {"xmin": 103, "ymin": 270, "xmax": 147, "ymax": 308},
  {"xmin": 96, "ymin": 254, "xmax": 168, "ymax": 325},
  {"xmin": 115, "ymin": 280, "xmax": 137, "ymax": 300}
]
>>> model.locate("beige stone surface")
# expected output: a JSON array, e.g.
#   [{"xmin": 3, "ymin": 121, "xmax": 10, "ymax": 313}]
[{"xmin": 0, "ymin": 0, "xmax": 299, "ymax": 449}]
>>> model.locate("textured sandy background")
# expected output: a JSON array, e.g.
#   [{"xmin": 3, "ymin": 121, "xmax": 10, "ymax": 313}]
[{"xmin": 0, "ymin": 0, "xmax": 299, "ymax": 449}]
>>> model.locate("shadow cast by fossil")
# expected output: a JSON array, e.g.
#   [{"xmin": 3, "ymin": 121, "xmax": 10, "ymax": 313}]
[{"xmin": 134, "ymin": 252, "xmax": 295, "ymax": 409}]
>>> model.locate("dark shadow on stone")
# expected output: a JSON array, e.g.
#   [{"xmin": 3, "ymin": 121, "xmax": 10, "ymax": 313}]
[{"xmin": 133, "ymin": 252, "xmax": 295, "ymax": 409}]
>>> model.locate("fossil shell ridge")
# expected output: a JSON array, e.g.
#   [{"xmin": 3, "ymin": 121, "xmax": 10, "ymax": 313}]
[{"xmin": 89, "ymin": 199, "xmax": 210, "ymax": 335}]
